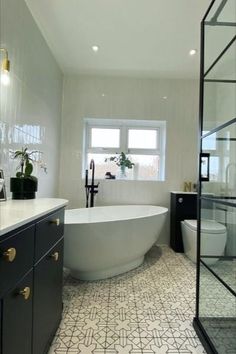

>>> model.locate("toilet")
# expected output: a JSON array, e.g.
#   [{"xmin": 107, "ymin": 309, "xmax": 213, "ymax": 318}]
[{"xmin": 181, "ymin": 219, "xmax": 227, "ymax": 265}]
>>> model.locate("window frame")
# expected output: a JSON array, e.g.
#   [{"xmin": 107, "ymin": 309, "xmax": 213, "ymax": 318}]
[{"xmin": 84, "ymin": 118, "xmax": 166, "ymax": 181}]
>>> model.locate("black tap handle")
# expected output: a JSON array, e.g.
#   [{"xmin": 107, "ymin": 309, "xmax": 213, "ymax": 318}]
[{"xmin": 85, "ymin": 169, "xmax": 88, "ymax": 187}]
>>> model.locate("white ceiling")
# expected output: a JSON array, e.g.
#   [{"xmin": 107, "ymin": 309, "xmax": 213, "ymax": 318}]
[{"xmin": 25, "ymin": 0, "xmax": 211, "ymax": 78}]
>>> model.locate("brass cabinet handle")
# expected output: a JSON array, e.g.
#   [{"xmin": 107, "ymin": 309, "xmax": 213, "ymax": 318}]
[
  {"xmin": 50, "ymin": 218, "xmax": 60, "ymax": 226},
  {"xmin": 51, "ymin": 252, "xmax": 59, "ymax": 261},
  {"xmin": 3, "ymin": 247, "xmax": 17, "ymax": 262},
  {"xmin": 19, "ymin": 287, "xmax": 31, "ymax": 300}
]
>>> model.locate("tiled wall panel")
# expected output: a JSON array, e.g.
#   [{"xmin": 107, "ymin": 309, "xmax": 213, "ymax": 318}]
[{"xmin": 0, "ymin": 0, "xmax": 63, "ymax": 198}]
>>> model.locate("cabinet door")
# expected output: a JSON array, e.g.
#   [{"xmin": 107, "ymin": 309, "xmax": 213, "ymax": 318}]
[
  {"xmin": 33, "ymin": 239, "xmax": 64, "ymax": 354},
  {"xmin": 170, "ymin": 193, "xmax": 197, "ymax": 252},
  {"xmin": 2, "ymin": 271, "xmax": 33, "ymax": 354},
  {"xmin": 0, "ymin": 225, "xmax": 34, "ymax": 297},
  {"xmin": 35, "ymin": 209, "xmax": 64, "ymax": 262}
]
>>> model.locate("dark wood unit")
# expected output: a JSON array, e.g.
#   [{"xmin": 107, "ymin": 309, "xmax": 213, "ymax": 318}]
[
  {"xmin": 2, "ymin": 271, "xmax": 33, "ymax": 354},
  {"xmin": 0, "ymin": 226, "xmax": 34, "ymax": 295},
  {"xmin": 33, "ymin": 239, "xmax": 64, "ymax": 354},
  {"xmin": 170, "ymin": 192, "xmax": 197, "ymax": 252},
  {"xmin": 35, "ymin": 209, "xmax": 64, "ymax": 262},
  {"xmin": 0, "ymin": 207, "xmax": 65, "ymax": 354}
]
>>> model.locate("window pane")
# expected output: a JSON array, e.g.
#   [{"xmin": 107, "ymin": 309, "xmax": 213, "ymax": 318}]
[
  {"xmin": 91, "ymin": 128, "xmax": 120, "ymax": 148},
  {"xmin": 87, "ymin": 153, "xmax": 159, "ymax": 180},
  {"xmin": 128, "ymin": 129, "xmax": 157, "ymax": 149},
  {"xmin": 129, "ymin": 155, "xmax": 160, "ymax": 180},
  {"xmin": 87, "ymin": 153, "xmax": 119, "ymax": 179}
]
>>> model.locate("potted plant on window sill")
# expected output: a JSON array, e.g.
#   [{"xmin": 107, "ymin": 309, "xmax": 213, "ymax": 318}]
[
  {"xmin": 10, "ymin": 147, "xmax": 47, "ymax": 199},
  {"xmin": 105, "ymin": 152, "xmax": 134, "ymax": 179}
]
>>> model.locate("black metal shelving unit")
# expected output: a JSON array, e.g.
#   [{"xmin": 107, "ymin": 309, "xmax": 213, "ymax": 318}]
[{"xmin": 193, "ymin": 0, "xmax": 236, "ymax": 353}]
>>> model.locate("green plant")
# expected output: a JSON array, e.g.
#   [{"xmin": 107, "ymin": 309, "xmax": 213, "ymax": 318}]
[
  {"xmin": 11, "ymin": 147, "xmax": 47, "ymax": 181},
  {"xmin": 105, "ymin": 152, "xmax": 135, "ymax": 169}
]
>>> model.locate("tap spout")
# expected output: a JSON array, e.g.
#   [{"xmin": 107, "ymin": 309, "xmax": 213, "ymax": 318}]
[{"xmin": 90, "ymin": 159, "xmax": 95, "ymax": 187}]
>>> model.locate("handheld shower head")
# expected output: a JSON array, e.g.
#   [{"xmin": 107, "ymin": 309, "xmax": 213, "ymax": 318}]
[{"xmin": 90, "ymin": 159, "xmax": 95, "ymax": 169}]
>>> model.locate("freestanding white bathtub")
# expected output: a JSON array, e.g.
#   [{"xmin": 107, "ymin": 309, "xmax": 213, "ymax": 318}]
[{"xmin": 64, "ymin": 205, "xmax": 168, "ymax": 280}]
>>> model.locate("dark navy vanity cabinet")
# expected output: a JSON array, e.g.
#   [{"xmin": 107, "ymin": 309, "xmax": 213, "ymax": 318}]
[
  {"xmin": 0, "ymin": 207, "xmax": 65, "ymax": 354},
  {"xmin": 170, "ymin": 192, "xmax": 197, "ymax": 252}
]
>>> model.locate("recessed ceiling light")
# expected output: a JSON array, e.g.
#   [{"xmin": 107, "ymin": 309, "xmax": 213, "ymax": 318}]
[
  {"xmin": 189, "ymin": 49, "xmax": 197, "ymax": 56},
  {"xmin": 92, "ymin": 45, "xmax": 99, "ymax": 52}
]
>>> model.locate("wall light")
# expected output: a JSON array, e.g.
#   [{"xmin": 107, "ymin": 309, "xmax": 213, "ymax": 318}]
[
  {"xmin": 0, "ymin": 48, "xmax": 10, "ymax": 86},
  {"xmin": 92, "ymin": 45, "xmax": 99, "ymax": 52},
  {"xmin": 189, "ymin": 49, "xmax": 197, "ymax": 56}
]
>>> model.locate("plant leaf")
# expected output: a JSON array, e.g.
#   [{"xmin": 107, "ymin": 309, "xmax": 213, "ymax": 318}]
[
  {"xmin": 16, "ymin": 171, "xmax": 24, "ymax": 178},
  {"xmin": 25, "ymin": 162, "xmax": 33, "ymax": 176}
]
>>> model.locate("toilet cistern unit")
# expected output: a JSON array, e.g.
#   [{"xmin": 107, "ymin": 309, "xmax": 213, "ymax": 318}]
[{"xmin": 181, "ymin": 219, "xmax": 227, "ymax": 265}]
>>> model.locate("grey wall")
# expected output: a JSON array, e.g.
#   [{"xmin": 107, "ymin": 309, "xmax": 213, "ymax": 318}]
[
  {"xmin": 0, "ymin": 0, "xmax": 63, "ymax": 198},
  {"xmin": 59, "ymin": 75, "xmax": 199, "ymax": 244}
]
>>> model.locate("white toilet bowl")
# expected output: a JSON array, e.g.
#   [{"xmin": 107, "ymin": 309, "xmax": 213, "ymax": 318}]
[{"xmin": 181, "ymin": 219, "xmax": 227, "ymax": 265}]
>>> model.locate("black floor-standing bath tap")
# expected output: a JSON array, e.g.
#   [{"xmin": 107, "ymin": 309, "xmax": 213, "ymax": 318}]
[{"xmin": 85, "ymin": 159, "xmax": 99, "ymax": 207}]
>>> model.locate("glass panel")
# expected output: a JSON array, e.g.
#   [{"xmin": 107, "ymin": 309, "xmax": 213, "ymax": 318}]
[
  {"xmin": 199, "ymin": 264, "xmax": 236, "ymax": 353},
  {"xmin": 199, "ymin": 4, "xmax": 236, "ymax": 352},
  {"xmin": 204, "ymin": 0, "xmax": 236, "ymax": 73},
  {"xmin": 205, "ymin": 0, "xmax": 236, "ymax": 23},
  {"xmin": 205, "ymin": 42, "xmax": 236, "ymax": 81},
  {"xmin": 200, "ymin": 205, "xmax": 236, "ymax": 292},
  {"xmin": 201, "ymin": 122, "xmax": 236, "ymax": 195},
  {"xmin": 87, "ymin": 153, "xmax": 160, "ymax": 180},
  {"xmin": 203, "ymin": 81, "xmax": 236, "ymax": 132},
  {"xmin": 91, "ymin": 128, "xmax": 120, "ymax": 148},
  {"xmin": 204, "ymin": 26, "xmax": 236, "ymax": 77},
  {"xmin": 128, "ymin": 129, "xmax": 157, "ymax": 149},
  {"xmin": 203, "ymin": 0, "xmax": 236, "ymax": 132}
]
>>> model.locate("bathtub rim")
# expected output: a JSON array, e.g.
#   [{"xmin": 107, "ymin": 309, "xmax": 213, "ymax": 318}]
[{"xmin": 65, "ymin": 204, "xmax": 168, "ymax": 225}]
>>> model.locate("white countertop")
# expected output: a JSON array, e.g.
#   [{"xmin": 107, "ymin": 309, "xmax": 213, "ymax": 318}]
[{"xmin": 0, "ymin": 198, "xmax": 68, "ymax": 236}]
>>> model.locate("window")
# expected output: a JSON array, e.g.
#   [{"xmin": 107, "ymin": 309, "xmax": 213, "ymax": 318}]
[{"xmin": 83, "ymin": 118, "xmax": 166, "ymax": 180}]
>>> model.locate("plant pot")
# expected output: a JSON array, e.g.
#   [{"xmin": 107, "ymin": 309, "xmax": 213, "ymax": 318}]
[
  {"xmin": 10, "ymin": 177, "xmax": 38, "ymax": 199},
  {"xmin": 117, "ymin": 165, "xmax": 127, "ymax": 179}
]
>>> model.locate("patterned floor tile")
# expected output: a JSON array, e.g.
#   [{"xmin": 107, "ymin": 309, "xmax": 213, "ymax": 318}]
[
  {"xmin": 48, "ymin": 245, "xmax": 209, "ymax": 354},
  {"xmin": 175, "ymin": 337, "xmax": 206, "ymax": 353}
]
